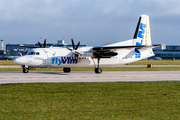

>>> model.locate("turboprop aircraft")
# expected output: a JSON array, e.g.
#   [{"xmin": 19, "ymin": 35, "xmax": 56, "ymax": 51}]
[
  {"xmin": 14, "ymin": 14, "xmax": 163, "ymax": 73},
  {"xmin": 6, "ymin": 52, "xmax": 22, "ymax": 60}
]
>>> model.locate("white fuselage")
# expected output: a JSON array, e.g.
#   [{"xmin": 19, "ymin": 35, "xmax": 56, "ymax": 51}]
[{"xmin": 14, "ymin": 46, "xmax": 154, "ymax": 68}]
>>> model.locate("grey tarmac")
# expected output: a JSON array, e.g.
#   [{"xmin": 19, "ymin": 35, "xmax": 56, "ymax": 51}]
[
  {"xmin": 1, "ymin": 65, "xmax": 180, "ymax": 68},
  {"xmin": 0, "ymin": 71, "xmax": 180, "ymax": 84}
]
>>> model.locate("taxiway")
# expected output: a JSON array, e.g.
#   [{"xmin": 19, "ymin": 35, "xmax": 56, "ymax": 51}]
[{"xmin": 0, "ymin": 71, "xmax": 180, "ymax": 84}]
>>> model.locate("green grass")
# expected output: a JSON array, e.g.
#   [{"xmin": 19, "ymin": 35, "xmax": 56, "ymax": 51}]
[
  {"xmin": 0, "ymin": 82, "xmax": 180, "ymax": 119},
  {"xmin": 0, "ymin": 60, "xmax": 18, "ymax": 65},
  {"xmin": 129, "ymin": 60, "xmax": 180, "ymax": 65},
  {"xmin": 1, "ymin": 67, "xmax": 180, "ymax": 72}
]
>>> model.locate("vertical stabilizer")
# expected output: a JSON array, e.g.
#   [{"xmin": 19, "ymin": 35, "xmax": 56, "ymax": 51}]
[{"xmin": 133, "ymin": 15, "xmax": 151, "ymax": 46}]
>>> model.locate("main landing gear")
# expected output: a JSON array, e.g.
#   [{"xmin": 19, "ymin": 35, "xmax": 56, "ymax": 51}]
[
  {"xmin": 63, "ymin": 67, "xmax": 71, "ymax": 73},
  {"xmin": 94, "ymin": 58, "xmax": 102, "ymax": 74},
  {"xmin": 94, "ymin": 67, "xmax": 102, "ymax": 73}
]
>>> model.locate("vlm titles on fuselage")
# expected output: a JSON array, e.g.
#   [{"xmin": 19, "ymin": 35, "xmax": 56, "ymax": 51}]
[
  {"xmin": 51, "ymin": 57, "xmax": 78, "ymax": 65},
  {"xmin": 14, "ymin": 14, "xmax": 164, "ymax": 73}
]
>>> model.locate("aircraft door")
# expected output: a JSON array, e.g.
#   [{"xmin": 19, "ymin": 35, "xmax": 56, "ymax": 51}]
[
  {"xmin": 43, "ymin": 50, "xmax": 57, "ymax": 66},
  {"xmin": 43, "ymin": 50, "xmax": 51, "ymax": 65}
]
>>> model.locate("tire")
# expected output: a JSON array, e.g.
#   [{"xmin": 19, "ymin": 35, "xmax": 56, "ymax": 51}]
[
  {"xmin": 63, "ymin": 67, "xmax": 71, "ymax": 73},
  {"xmin": 23, "ymin": 68, "xmax": 28, "ymax": 73},
  {"xmin": 94, "ymin": 67, "xmax": 102, "ymax": 74}
]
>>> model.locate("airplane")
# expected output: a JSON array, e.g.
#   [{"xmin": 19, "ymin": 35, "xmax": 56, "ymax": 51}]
[
  {"xmin": 0, "ymin": 52, "xmax": 22, "ymax": 60},
  {"xmin": 14, "ymin": 14, "xmax": 164, "ymax": 74},
  {"xmin": 6, "ymin": 52, "xmax": 22, "ymax": 60}
]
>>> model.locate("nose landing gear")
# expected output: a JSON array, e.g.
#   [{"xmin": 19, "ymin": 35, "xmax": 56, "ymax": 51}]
[
  {"xmin": 22, "ymin": 65, "xmax": 29, "ymax": 73},
  {"xmin": 23, "ymin": 67, "xmax": 28, "ymax": 73}
]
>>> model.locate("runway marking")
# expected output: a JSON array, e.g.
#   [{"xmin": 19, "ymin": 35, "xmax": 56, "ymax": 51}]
[{"xmin": 0, "ymin": 71, "xmax": 180, "ymax": 84}]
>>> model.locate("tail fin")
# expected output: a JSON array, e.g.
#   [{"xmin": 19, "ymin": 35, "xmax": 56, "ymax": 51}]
[
  {"xmin": 19, "ymin": 53, "xmax": 22, "ymax": 57},
  {"xmin": 133, "ymin": 15, "xmax": 151, "ymax": 46}
]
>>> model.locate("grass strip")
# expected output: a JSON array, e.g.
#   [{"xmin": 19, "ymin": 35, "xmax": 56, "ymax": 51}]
[{"xmin": 0, "ymin": 82, "xmax": 180, "ymax": 119}]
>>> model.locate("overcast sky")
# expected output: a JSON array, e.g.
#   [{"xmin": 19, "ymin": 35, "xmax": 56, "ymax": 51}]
[{"xmin": 0, "ymin": 0, "xmax": 180, "ymax": 46}]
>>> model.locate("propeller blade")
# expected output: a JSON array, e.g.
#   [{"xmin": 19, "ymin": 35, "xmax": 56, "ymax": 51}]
[
  {"xmin": 67, "ymin": 48, "xmax": 72, "ymax": 51},
  {"xmin": 38, "ymin": 42, "xmax": 42, "ymax": 48},
  {"xmin": 71, "ymin": 39, "xmax": 75, "ymax": 49},
  {"xmin": 43, "ymin": 39, "xmax": 46, "ymax": 48},
  {"xmin": 75, "ymin": 41, "xmax": 80, "ymax": 50}
]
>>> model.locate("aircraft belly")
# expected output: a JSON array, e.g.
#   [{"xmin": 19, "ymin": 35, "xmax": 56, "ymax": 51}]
[{"xmin": 99, "ymin": 58, "xmax": 119, "ymax": 65}]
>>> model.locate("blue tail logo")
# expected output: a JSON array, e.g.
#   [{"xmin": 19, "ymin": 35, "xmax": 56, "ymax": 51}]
[
  {"xmin": 135, "ymin": 48, "xmax": 141, "ymax": 58},
  {"xmin": 136, "ymin": 23, "xmax": 146, "ymax": 46}
]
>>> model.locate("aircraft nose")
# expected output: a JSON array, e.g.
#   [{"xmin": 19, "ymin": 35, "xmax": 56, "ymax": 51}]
[
  {"xmin": 14, "ymin": 56, "xmax": 31, "ymax": 65},
  {"xmin": 14, "ymin": 58, "xmax": 19, "ymax": 64}
]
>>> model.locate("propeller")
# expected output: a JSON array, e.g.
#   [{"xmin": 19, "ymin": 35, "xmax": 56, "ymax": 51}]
[
  {"xmin": 68, "ymin": 38, "xmax": 80, "ymax": 57},
  {"xmin": 38, "ymin": 39, "xmax": 46, "ymax": 48}
]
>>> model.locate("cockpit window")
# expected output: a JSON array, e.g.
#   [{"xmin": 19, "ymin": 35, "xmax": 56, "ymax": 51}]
[
  {"xmin": 27, "ymin": 52, "xmax": 40, "ymax": 55},
  {"xmin": 28, "ymin": 52, "xmax": 34, "ymax": 55}
]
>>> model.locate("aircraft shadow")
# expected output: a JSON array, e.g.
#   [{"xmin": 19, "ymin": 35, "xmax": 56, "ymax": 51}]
[{"xmin": 32, "ymin": 72, "xmax": 69, "ymax": 75}]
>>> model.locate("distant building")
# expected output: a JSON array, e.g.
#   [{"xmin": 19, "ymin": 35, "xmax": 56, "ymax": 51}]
[
  {"xmin": 4, "ymin": 39, "xmax": 180, "ymax": 60},
  {"xmin": 6, "ymin": 40, "xmax": 86, "ymax": 56},
  {"xmin": 153, "ymin": 45, "xmax": 180, "ymax": 59}
]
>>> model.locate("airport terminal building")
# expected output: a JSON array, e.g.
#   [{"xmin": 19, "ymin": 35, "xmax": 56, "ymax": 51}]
[
  {"xmin": 1, "ymin": 39, "xmax": 180, "ymax": 60},
  {"xmin": 153, "ymin": 45, "xmax": 180, "ymax": 59},
  {"xmin": 5, "ymin": 40, "xmax": 86, "ymax": 56}
]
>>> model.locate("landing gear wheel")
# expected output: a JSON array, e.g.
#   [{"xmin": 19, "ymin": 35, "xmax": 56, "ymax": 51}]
[
  {"xmin": 23, "ymin": 67, "xmax": 28, "ymax": 73},
  {"xmin": 94, "ymin": 67, "xmax": 102, "ymax": 74},
  {"xmin": 63, "ymin": 67, "xmax": 71, "ymax": 73}
]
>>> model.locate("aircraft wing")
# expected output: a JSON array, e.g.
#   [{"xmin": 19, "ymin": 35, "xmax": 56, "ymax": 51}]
[
  {"xmin": 92, "ymin": 44, "xmax": 163, "ymax": 51},
  {"xmin": 92, "ymin": 45, "xmax": 145, "ymax": 52},
  {"xmin": 92, "ymin": 44, "xmax": 164, "ymax": 52},
  {"xmin": 92, "ymin": 44, "xmax": 164, "ymax": 58}
]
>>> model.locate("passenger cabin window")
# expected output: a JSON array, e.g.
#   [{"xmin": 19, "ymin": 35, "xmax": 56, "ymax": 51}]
[{"xmin": 36, "ymin": 52, "xmax": 40, "ymax": 55}]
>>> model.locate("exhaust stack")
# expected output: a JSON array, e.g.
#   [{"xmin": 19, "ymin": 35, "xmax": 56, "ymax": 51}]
[{"xmin": 1, "ymin": 40, "xmax": 3, "ymax": 50}]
